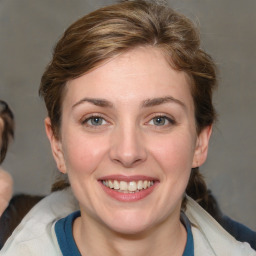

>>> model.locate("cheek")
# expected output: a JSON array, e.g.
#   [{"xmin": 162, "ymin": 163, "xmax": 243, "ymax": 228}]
[
  {"xmin": 62, "ymin": 133, "xmax": 108, "ymax": 176},
  {"xmin": 148, "ymin": 132, "xmax": 196, "ymax": 176}
]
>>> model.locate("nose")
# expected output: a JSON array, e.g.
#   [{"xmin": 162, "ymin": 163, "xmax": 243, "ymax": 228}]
[{"xmin": 109, "ymin": 123, "xmax": 147, "ymax": 168}]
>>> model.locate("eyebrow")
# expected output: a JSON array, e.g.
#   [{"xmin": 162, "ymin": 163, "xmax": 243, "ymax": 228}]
[
  {"xmin": 72, "ymin": 96, "xmax": 186, "ymax": 109},
  {"xmin": 72, "ymin": 98, "xmax": 113, "ymax": 108},
  {"xmin": 142, "ymin": 96, "xmax": 186, "ymax": 109}
]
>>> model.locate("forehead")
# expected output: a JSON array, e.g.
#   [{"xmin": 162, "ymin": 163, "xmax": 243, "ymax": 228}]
[{"xmin": 64, "ymin": 47, "xmax": 194, "ymax": 109}]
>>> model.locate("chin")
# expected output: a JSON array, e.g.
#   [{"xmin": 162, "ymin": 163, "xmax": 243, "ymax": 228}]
[
  {"xmin": 109, "ymin": 221, "xmax": 151, "ymax": 236},
  {"xmin": 101, "ymin": 210, "xmax": 157, "ymax": 235}
]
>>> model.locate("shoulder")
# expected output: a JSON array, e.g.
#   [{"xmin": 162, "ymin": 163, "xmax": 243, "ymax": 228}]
[
  {"xmin": 185, "ymin": 196, "xmax": 256, "ymax": 256},
  {"xmin": 220, "ymin": 215, "xmax": 256, "ymax": 250},
  {"xmin": 0, "ymin": 188, "xmax": 79, "ymax": 255},
  {"xmin": 0, "ymin": 216, "xmax": 61, "ymax": 256},
  {"xmin": 0, "ymin": 228, "xmax": 61, "ymax": 256}
]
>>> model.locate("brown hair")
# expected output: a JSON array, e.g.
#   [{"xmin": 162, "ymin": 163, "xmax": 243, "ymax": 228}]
[
  {"xmin": 0, "ymin": 100, "xmax": 14, "ymax": 164},
  {"xmin": 39, "ymin": 0, "xmax": 218, "ymax": 210}
]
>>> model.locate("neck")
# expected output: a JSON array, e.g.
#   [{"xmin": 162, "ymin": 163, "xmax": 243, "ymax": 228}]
[{"xmin": 73, "ymin": 209, "xmax": 187, "ymax": 256}]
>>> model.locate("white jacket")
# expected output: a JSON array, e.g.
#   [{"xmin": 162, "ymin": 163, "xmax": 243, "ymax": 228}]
[{"xmin": 0, "ymin": 188, "xmax": 255, "ymax": 256}]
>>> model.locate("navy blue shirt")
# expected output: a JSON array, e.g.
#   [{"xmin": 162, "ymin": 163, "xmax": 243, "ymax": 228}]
[{"xmin": 55, "ymin": 211, "xmax": 194, "ymax": 256}]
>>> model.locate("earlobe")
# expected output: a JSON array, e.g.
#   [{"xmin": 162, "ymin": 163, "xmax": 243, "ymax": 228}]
[
  {"xmin": 192, "ymin": 125, "xmax": 212, "ymax": 168},
  {"xmin": 44, "ymin": 117, "xmax": 67, "ymax": 174}
]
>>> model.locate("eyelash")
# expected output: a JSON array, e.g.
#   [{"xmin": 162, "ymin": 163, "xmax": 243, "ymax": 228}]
[
  {"xmin": 80, "ymin": 114, "xmax": 176, "ymax": 129},
  {"xmin": 147, "ymin": 115, "xmax": 176, "ymax": 127},
  {"xmin": 81, "ymin": 114, "xmax": 108, "ymax": 128}
]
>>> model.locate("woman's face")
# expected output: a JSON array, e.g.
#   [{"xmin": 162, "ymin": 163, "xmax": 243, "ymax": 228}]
[{"xmin": 46, "ymin": 47, "xmax": 211, "ymax": 234}]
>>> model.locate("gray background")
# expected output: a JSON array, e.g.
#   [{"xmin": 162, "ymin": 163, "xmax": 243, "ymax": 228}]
[{"xmin": 0, "ymin": 0, "xmax": 255, "ymax": 229}]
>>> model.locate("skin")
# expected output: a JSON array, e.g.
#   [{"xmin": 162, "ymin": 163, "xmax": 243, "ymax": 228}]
[
  {"xmin": 0, "ymin": 167, "xmax": 13, "ymax": 216},
  {"xmin": 0, "ymin": 118, "xmax": 13, "ymax": 216},
  {"xmin": 46, "ymin": 47, "xmax": 212, "ymax": 256}
]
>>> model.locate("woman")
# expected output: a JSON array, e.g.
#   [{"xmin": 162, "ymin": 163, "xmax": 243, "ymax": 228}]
[
  {"xmin": 1, "ymin": 0, "xmax": 255, "ymax": 255},
  {"xmin": 0, "ymin": 100, "xmax": 14, "ymax": 216}
]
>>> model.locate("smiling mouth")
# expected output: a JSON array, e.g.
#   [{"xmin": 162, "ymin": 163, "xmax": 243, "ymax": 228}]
[{"xmin": 101, "ymin": 180, "xmax": 154, "ymax": 193}]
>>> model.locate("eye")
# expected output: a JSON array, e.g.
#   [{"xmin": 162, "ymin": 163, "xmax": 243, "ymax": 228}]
[
  {"xmin": 148, "ymin": 115, "xmax": 175, "ymax": 126},
  {"xmin": 82, "ymin": 116, "xmax": 107, "ymax": 126}
]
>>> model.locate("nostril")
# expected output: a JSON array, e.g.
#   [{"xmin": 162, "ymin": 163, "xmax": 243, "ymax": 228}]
[
  {"xmin": 112, "ymin": 155, "xmax": 146, "ymax": 168},
  {"xmin": 109, "ymin": 129, "xmax": 147, "ymax": 167}
]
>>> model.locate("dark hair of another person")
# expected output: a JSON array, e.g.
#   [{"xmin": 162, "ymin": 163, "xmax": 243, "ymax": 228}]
[
  {"xmin": 39, "ymin": 0, "xmax": 218, "ymax": 215},
  {"xmin": 0, "ymin": 100, "xmax": 14, "ymax": 164}
]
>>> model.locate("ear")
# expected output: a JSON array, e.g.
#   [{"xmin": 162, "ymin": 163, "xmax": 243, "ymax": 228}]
[
  {"xmin": 44, "ymin": 117, "xmax": 67, "ymax": 174},
  {"xmin": 192, "ymin": 125, "xmax": 212, "ymax": 168}
]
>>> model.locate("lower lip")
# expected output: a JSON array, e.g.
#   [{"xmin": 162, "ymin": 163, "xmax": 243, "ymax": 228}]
[{"xmin": 99, "ymin": 182, "xmax": 158, "ymax": 202}]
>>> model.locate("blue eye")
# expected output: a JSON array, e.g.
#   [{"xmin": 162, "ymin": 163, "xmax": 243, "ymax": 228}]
[{"xmin": 83, "ymin": 116, "xmax": 106, "ymax": 126}]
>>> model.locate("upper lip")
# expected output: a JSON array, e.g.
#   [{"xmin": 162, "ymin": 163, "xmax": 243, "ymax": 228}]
[{"xmin": 98, "ymin": 175, "xmax": 158, "ymax": 182}]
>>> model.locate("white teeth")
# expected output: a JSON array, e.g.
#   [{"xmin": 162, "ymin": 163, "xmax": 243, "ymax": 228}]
[
  {"xmin": 119, "ymin": 181, "xmax": 128, "ymax": 191},
  {"xmin": 143, "ymin": 180, "xmax": 148, "ymax": 189},
  {"xmin": 137, "ymin": 180, "xmax": 143, "ymax": 190},
  {"xmin": 113, "ymin": 180, "xmax": 119, "ymax": 190},
  {"xmin": 109, "ymin": 180, "xmax": 114, "ymax": 189},
  {"xmin": 128, "ymin": 181, "xmax": 137, "ymax": 192},
  {"xmin": 102, "ymin": 179, "xmax": 154, "ymax": 193}
]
